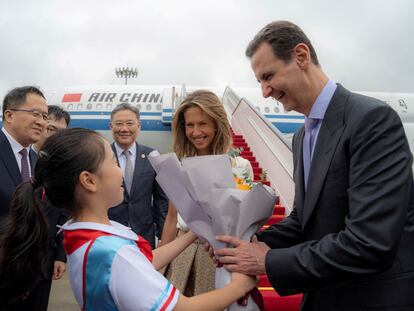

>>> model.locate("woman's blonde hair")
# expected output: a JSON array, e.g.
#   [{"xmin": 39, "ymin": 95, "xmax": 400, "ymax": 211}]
[{"xmin": 172, "ymin": 90, "xmax": 232, "ymax": 159}]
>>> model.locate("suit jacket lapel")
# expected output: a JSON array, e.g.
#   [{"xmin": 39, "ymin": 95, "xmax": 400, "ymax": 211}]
[
  {"xmin": 302, "ymin": 85, "xmax": 349, "ymax": 228},
  {"xmin": 30, "ymin": 148, "xmax": 37, "ymax": 175},
  {"xmin": 0, "ymin": 131, "xmax": 22, "ymax": 186},
  {"xmin": 111, "ymin": 142, "xmax": 118, "ymax": 164},
  {"xmin": 112, "ymin": 142, "xmax": 129, "ymax": 198},
  {"xmin": 130, "ymin": 142, "xmax": 144, "ymax": 197}
]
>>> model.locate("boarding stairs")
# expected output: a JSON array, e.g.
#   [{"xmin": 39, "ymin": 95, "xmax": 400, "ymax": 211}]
[
  {"xmin": 223, "ymin": 86, "xmax": 302, "ymax": 310},
  {"xmin": 231, "ymin": 130, "xmax": 302, "ymax": 311}
]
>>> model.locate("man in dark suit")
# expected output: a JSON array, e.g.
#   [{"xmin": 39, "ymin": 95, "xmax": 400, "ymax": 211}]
[
  {"xmin": 0, "ymin": 86, "xmax": 50, "ymax": 310},
  {"xmin": 109, "ymin": 103, "xmax": 168, "ymax": 248},
  {"xmin": 32, "ymin": 104, "xmax": 71, "ymax": 153},
  {"xmin": 0, "ymin": 86, "xmax": 47, "ymax": 221},
  {"xmin": 31, "ymin": 105, "xmax": 71, "ymax": 310},
  {"xmin": 216, "ymin": 21, "xmax": 414, "ymax": 310}
]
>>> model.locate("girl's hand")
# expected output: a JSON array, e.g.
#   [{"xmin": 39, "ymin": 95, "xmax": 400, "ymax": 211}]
[
  {"xmin": 231, "ymin": 272, "xmax": 256, "ymax": 293},
  {"xmin": 186, "ymin": 231, "xmax": 198, "ymax": 242}
]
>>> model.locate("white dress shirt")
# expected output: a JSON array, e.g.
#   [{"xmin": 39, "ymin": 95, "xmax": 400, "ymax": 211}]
[{"xmin": 1, "ymin": 127, "xmax": 32, "ymax": 175}]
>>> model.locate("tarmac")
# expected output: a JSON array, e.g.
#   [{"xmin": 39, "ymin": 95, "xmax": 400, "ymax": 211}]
[{"xmin": 48, "ymin": 274, "xmax": 78, "ymax": 311}]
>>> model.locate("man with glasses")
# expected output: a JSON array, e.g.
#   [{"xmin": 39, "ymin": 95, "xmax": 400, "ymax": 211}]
[
  {"xmin": 0, "ymin": 86, "xmax": 47, "ymax": 221},
  {"xmin": 109, "ymin": 103, "xmax": 168, "ymax": 248},
  {"xmin": 30, "ymin": 104, "xmax": 71, "ymax": 311},
  {"xmin": 32, "ymin": 105, "xmax": 71, "ymax": 153},
  {"xmin": 0, "ymin": 86, "xmax": 49, "ymax": 310}
]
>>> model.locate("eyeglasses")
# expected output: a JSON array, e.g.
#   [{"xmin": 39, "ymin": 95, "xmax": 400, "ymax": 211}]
[
  {"xmin": 112, "ymin": 121, "xmax": 139, "ymax": 128},
  {"xmin": 46, "ymin": 125, "xmax": 59, "ymax": 134},
  {"xmin": 10, "ymin": 109, "xmax": 48, "ymax": 121}
]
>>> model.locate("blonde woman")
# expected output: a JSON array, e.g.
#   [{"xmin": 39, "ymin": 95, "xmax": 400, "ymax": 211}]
[{"xmin": 160, "ymin": 90, "xmax": 253, "ymax": 296}]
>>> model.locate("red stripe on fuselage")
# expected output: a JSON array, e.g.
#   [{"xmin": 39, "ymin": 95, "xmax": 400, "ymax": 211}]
[{"xmin": 62, "ymin": 93, "xmax": 82, "ymax": 102}]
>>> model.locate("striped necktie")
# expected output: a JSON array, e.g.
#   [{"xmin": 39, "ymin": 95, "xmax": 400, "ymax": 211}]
[
  {"xmin": 123, "ymin": 149, "xmax": 133, "ymax": 193},
  {"xmin": 19, "ymin": 148, "xmax": 31, "ymax": 182}
]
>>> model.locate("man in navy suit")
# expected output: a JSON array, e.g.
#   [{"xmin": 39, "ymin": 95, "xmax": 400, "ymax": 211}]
[
  {"xmin": 109, "ymin": 103, "xmax": 168, "ymax": 248},
  {"xmin": 0, "ymin": 86, "xmax": 49, "ymax": 310},
  {"xmin": 216, "ymin": 21, "xmax": 414, "ymax": 310},
  {"xmin": 0, "ymin": 86, "xmax": 47, "ymax": 222},
  {"xmin": 31, "ymin": 105, "xmax": 71, "ymax": 310}
]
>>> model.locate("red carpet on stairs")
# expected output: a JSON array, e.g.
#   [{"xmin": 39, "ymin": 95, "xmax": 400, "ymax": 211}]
[{"xmin": 232, "ymin": 130, "xmax": 302, "ymax": 311}]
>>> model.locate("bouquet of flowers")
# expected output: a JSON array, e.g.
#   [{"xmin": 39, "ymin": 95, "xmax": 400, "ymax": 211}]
[{"xmin": 148, "ymin": 152, "xmax": 276, "ymax": 311}]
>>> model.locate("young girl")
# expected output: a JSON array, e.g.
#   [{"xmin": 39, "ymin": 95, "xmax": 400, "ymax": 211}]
[
  {"xmin": 0, "ymin": 128, "xmax": 255, "ymax": 310},
  {"xmin": 161, "ymin": 90, "xmax": 253, "ymax": 296}
]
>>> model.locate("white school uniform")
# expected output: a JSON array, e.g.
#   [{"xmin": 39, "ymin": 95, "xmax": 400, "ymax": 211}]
[{"xmin": 61, "ymin": 220, "xmax": 179, "ymax": 311}]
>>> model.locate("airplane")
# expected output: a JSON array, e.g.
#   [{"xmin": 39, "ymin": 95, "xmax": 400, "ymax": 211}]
[{"xmin": 0, "ymin": 85, "xmax": 413, "ymax": 155}]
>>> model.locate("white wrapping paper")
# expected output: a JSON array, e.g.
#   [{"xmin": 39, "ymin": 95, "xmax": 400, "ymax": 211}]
[{"xmin": 149, "ymin": 152, "xmax": 276, "ymax": 311}]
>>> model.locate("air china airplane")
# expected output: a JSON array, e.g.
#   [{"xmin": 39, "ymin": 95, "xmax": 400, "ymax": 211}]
[{"xmin": 0, "ymin": 85, "xmax": 413, "ymax": 154}]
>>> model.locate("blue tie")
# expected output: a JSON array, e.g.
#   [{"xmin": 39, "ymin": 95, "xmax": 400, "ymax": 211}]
[{"xmin": 303, "ymin": 118, "xmax": 319, "ymax": 190}]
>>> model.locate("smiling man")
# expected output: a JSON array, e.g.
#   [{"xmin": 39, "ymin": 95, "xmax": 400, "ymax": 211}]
[
  {"xmin": 32, "ymin": 105, "xmax": 71, "ymax": 153},
  {"xmin": 215, "ymin": 21, "xmax": 414, "ymax": 310},
  {"xmin": 0, "ymin": 86, "xmax": 49, "ymax": 310},
  {"xmin": 0, "ymin": 86, "xmax": 47, "ymax": 221},
  {"xmin": 109, "ymin": 103, "xmax": 168, "ymax": 248},
  {"xmin": 27, "ymin": 104, "xmax": 71, "ymax": 311}
]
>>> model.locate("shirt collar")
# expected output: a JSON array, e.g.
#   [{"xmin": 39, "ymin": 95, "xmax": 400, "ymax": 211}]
[
  {"xmin": 31, "ymin": 145, "xmax": 39, "ymax": 154},
  {"xmin": 114, "ymin": 142, "xmax": 136, "ymax": 158},
  {"xmin": 308, "ymin": 79, "xmax": 337, "ymax": 120},
  {"xmin": 1, "ymin": 127, "xmax": 30, "ymax": 155},
  {"xmin": 60, "ymin": 220, "xmax": 138, "ymax": 241}
]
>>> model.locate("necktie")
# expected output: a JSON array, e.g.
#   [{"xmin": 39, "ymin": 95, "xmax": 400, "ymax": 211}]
[
  {"xmin": 19, "ymin": 148, "xmax": 31, "ymax": 182},
  {"xmin": 123, "ymin": 150, "xmax": 133, "ymax": 193},
  {"xmin": 303, "ymin": 118, "xmax": 319, "ymax": 190}
]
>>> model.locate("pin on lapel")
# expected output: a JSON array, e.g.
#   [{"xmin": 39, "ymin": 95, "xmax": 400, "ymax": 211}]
[{"xmin": 141, "ymin": 153, "xmax": 146, "ymax": 159}]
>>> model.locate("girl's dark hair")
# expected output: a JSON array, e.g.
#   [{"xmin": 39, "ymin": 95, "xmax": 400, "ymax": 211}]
[{"xmin": 0, "ymin": 128, "xmax": 106, "ymax": 303}]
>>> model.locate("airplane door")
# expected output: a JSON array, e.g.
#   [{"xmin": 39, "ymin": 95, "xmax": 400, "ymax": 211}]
[{"xmin": 161, "ymin": 87, "xmax": 179, "ymax": 124}]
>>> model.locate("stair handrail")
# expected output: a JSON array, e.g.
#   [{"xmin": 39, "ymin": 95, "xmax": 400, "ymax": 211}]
[{"xmin": 223, "ymin": 87, "xmax": 292, "ymax": 150}]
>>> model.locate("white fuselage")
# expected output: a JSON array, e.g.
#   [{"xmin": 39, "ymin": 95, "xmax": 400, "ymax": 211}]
[{"xmin": 1, "ymin": 85, "xmax": 413, "ymax": 154}]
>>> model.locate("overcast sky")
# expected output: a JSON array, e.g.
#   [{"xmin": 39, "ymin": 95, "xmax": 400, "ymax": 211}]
[{"xmin": 0, "ymin": 0, "xmax": 413, "ymax": 100}]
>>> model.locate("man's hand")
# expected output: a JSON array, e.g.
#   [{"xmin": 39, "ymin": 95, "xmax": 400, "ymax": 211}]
[
  {"xmin": 52, "ymin": 260, "xmax": 66, "ymax": 280},
  {"xmin": 214, "ymin": 235, "xmax": 270, "ymax": 276}
]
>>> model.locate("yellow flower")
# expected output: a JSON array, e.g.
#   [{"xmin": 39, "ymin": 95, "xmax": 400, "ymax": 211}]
[{"xmin": 234, "ymin": 176, "xmax": 251, "ymax": 191}]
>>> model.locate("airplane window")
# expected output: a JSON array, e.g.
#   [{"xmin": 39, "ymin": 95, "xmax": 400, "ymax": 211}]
[
  {"xmin": 68, "ymin": 104, "xmax": 73, "ymax": 110},
  {"xmin": 265, "ymin": 107, "xmax": 270, "ymax": 113},
  {"xmin": 137, "ymin": 104, "xmax": 142, "ymax": 111},
  {"xmin": 87, "ymin": 103, "xmax": 92, "ymax": 110},
  {"xmin": 256, "ymin": 106, "xmax": 261, "ymax": 112},
  {"xmin": 146, "ymin": 104, "xmax": 151, "ymax": 111},
  {"xmin": 106, "ymin": 103, "xmax": 112, "ymax": 110},
  {"xmin": 97, "ymin": 103, "xmax": 102, "ymax": 110},
  {"xmin": 274, "ymin": 107, "xmax": 280, "ymax": 113},
  {"xmin": 77, "ymin": 103, "xmax": 83, "ymax": 110},
  {"xmin": 156, "ymin": 104, "xmax": 162, "ymax": 111}
]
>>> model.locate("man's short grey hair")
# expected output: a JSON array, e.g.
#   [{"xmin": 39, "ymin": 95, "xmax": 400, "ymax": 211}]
[{"xmin": 110, "ymin": 103, "xmax": 140, "ymax": 121}]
